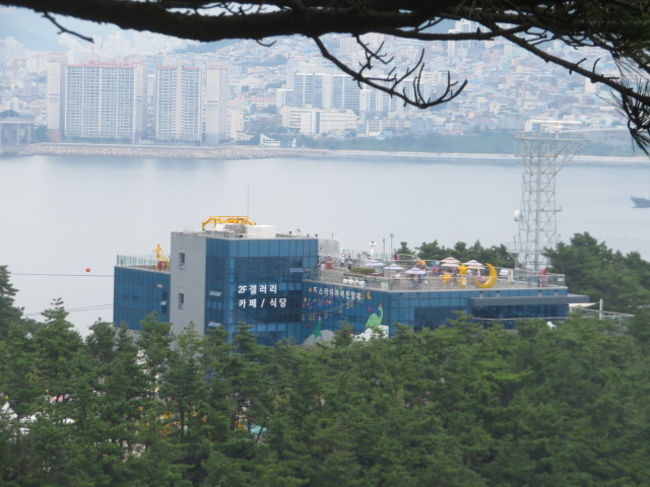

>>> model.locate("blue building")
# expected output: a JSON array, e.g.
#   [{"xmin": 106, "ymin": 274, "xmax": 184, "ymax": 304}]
[
  {"xmin": 301, "ymin": 272, "xmax": 583, "ymax": 336},
  {"xmin": 114, "ymin": 257, "xmax": 171, "ymax": 331},
  {"xmin": 115, "ymin": 223, "xmax": 318, "ymax": 344},
  {"xmin": 114, "ymin": 222, "xmax": 588, "ymax": 343}
]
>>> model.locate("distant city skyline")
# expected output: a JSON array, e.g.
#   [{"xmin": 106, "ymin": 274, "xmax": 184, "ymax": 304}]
[{"xmin": 0, "ymin": 9, "xmax": 629, "ymax": 151}]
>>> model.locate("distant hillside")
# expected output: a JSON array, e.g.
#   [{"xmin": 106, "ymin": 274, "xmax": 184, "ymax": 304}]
[
  {"xmin": 299, "ymin": 131, "xmax": 639, "ymax": 157},
  {"xmin": 178, "ymin": 39, "xmax": 237, "ymax": 53}
]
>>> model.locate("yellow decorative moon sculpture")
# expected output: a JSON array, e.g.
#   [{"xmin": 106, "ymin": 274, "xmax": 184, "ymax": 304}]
[{"xmin": 472, "ymin": 263, "xmax": 497, "ymax": 289}]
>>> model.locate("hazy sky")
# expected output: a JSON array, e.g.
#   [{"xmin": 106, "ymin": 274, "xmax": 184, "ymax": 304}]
[{"xmin": 0, "ymin": 6, "xmax": 195, "ymax": 54}]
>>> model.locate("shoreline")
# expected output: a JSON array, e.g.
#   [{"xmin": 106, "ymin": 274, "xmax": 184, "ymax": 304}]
[{"xmin": 15, "ymin": 142, "xmax": 650, "ymax": 167}]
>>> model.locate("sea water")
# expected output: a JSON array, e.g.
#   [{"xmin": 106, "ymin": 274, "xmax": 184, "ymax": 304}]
[{"xmin": 1, "ymin": 154, "xmax": 649, "ymax": 333}]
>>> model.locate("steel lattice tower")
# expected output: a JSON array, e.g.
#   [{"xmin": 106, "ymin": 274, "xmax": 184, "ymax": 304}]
[{"xmin": 515, "ymin": 132, "xmax": 585, "ymax": 271}]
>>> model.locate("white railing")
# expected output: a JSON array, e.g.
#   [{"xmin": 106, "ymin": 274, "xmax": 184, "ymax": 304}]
[
  {"xmin": 307, "ymin": 267, "xmax": 565, "ymax": 291},
  {"xmin": 116, "ymin": 254, "xmax": 168, "ymax": 271}
]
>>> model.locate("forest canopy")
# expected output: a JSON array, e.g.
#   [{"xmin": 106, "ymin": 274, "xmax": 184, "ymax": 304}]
[
  {"xmin": 3, "ymin": 292, "xmax": 650, "ymax": 485},
  {"xmin": 4, "ymin": 1, "xmax": 650, "ymax": 150},
  {"xmin": 4, "ymin": 231, "xmax": 650, "ymax": 484}
]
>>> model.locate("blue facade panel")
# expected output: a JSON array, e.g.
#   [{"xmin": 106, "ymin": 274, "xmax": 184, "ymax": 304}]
[
  {"xmin": 469, "ymin": 287, "xmax": 571, "ymax": 325},
  {"xmin": 114, "ymin": 267, "xmax": 170, "ymax": 330},
  {"xmin": 302, "ymin": 282, "xmax": 571, "ymax": 337},
  {"xmin": 302, "ymin": 283, "xmax": 392, "ymax": 337},
  {"xmin": 204, "ymin": 237, "xmax": 318, "ymax": 344}
]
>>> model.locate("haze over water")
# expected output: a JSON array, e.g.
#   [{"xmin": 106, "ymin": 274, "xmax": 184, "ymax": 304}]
[{"xmin": 2, "ymin": 154, "xmax": 649, "ymax": 334}]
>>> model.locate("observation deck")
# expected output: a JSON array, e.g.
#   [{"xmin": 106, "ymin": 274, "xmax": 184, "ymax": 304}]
[{"xmin": 305, "ymin": 265, "xmax": 565, "ymax": 293}]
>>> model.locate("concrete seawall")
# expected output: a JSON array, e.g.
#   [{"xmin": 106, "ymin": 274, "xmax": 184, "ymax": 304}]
[
  {"xmin": 19, "ymin": 143, "xmax": 331, "ymax": 160},
  {"xmin": 17, "ymin": 143, "xmax": 650, "ymax": 167}
]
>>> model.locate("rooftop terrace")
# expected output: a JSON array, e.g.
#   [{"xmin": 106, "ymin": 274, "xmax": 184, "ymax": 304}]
[
  {"xmin": 116, "ymin": 252, "xmax": 566, "ymax": 293},
  {"xmin": 306, "ymin": 264, "xmax": 565, "ymax": 292}
]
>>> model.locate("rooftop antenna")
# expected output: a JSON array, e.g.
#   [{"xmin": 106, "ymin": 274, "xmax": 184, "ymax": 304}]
[{"xmin": 514, "ymin": 120, "xmax": 586, "ymax": 271}]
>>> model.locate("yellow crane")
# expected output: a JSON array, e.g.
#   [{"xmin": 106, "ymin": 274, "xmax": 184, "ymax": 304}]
[
  {"xmin": 201, "ymin": 216, "xmax": 256, "ymax": 231},
  {"xmin": 153, "ymin": 243, "xmax": 170, "ymax": 270}
]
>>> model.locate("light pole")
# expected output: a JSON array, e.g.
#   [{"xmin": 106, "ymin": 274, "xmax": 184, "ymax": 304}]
[
  {"xmin": 389, "ymin": 233, "xmax": 394, "ymax": 260},
  {"xmin": 382, "ymin": 238, "xmax": 386, "ymax": 261}
]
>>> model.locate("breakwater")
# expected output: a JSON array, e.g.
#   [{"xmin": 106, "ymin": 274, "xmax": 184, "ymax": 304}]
[
  {"xmin": 16, "ymin": 142, "xmax": 650, "ymax": 166},
  {"xmin": 19, "ymin": 143, "xmax": 332, "ymax": 160}
]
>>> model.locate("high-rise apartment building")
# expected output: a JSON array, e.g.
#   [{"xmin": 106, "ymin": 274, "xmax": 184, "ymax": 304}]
[
  {"xmin": 286, "ymin": 71, "xmax": 361, "ymax": 112},
  {"xmin": 359, "ymin": 86, "xmax": 406, "ymax": 115},
  {"xmin": 154, "ymin": 65, "xmax": 202, "ymax": 143},
  {"xmin": 64, "ymin": 63, "xmax": 145, "ymax": 142},
  {"xmin": 47, "ymin": 56, "xmax": 231, "ymax": 144},
  {"xmin": 287, "ymin": 72, "xmax": 326, "ymax": 108},
  {"xmin": 447, "ymin": 19, "xmax": 480, "ymax": 58},
  {"xmin": 204, "ymin": 66, "xmax": 228, "ymax": 145},
  {"xmin": 46, "ymin": 54, "xmax": 66, "ymax": 141},
  {"xmin": 330, "ymin": 74, "xmax": 360, "ymax": 112}
]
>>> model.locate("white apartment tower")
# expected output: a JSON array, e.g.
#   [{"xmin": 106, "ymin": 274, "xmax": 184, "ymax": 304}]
[
  {"xmin": 447, "ymin": 19, "xmax": 479, "ymax": 58},
  {"xmin": 330, "ymin": 74, "xmax": 360, "ymax": 112},
  {"xmin": 204, "ymin": 66, "xmax": 229, "ymax": 145},
  {"xmin": 154, "ymin": 65, "xmax": 202, "ymax": 143},
  {"xmin": 46, "ymin": 54, "xmax": 66, "ymax": 141},
  {"xmin": 359, "ymin": 87, "xmax": 405, "ymax": 114},
  {"xmin": 289, "ymin": 72, "xmax": 325, "ymax": 108},
  {"xmin": 64, "ymin": 63, "xmax": 146, "ymax": 142},
  {"xmin": 287, "ymin": 71, "xmax": 361, "ymax": 112}
]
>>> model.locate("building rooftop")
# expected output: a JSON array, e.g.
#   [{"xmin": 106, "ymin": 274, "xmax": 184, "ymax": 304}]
[
  {"xmin": 305, "ymin": 262, "xmax": 566, "ymax": 293},
  {"xmin": 176, "ymin": 225, "xmax": 318, "ymax": 240},
  {"xmin": 116, "ymin": 224, "xmax": 319, "ymax": 272}
]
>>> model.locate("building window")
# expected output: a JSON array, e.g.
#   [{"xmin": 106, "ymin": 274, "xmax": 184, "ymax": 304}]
[
  {"xmin": 179, "ymin": 252, "xmax": 186, "ymax": 269},
  {"xmin": 178, "ymin": 292, "xmax": 185, "ymax": 310}
]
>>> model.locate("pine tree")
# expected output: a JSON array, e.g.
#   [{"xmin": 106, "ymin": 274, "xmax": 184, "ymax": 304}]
[{"xmin": 0, "ymin": 266, "xmax": 22, "ymax": 337}]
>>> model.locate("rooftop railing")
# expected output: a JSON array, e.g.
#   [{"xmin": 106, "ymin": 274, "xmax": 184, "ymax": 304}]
[
  {"xmin": 116, "ymin": 254, "xmax": 169, "ymax": 272},
  {"xmin": 305, "ymin": 267, "xmax": 565, "ymax": 292}
]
